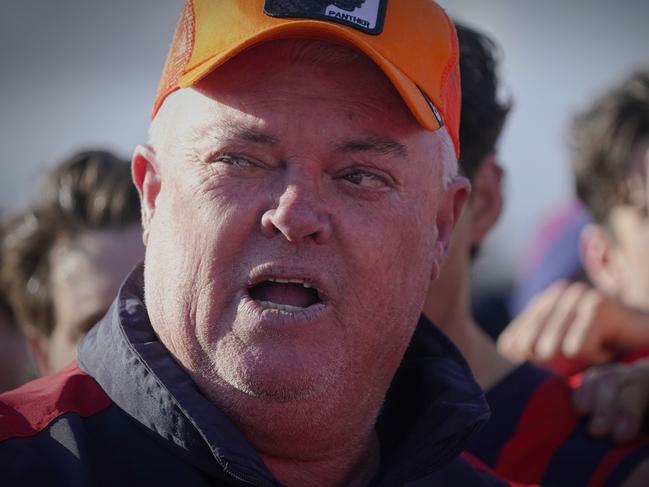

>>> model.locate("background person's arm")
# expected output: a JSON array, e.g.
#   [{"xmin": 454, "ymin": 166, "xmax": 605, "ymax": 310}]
[{"xmin": 498, "ymin": 281, "xmax": 649, "ymax": 374}]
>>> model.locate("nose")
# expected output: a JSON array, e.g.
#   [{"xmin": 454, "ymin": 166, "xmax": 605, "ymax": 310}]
[{"xmin": 261, "ymin": 183, "xmax": 332, "ymax": 244}]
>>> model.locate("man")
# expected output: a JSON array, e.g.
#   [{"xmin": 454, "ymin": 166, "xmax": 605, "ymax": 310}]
[
  {"xmin": 1, "ymin": 150, "xmax": 144, "ymax": 376},
  {"xmin": 498, "ymin": 71, "xmax": 649, "ymax": 372},
  {"xmin": 424, "ymin": 24, "xmax": 649, "ymax": 486},
  {"xmin": 0, "ymin": 2, "xmax": 509, "ymax": 486}
]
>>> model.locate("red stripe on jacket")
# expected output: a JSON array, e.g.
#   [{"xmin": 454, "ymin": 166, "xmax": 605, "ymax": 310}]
[
  {"xmin": 494, "ymin": 376, "xmax": 579, "ymax": 483},
  {"xmin": 0, "ymin": 361, "xmax": 111, "ymax": 442},
  {"xmin": 586, "ymin": 439, "xmax": 649, "ymax": 487},
  {"xmin": 463, "ymin": 452, "xmax": 539, "ymax": 487}
]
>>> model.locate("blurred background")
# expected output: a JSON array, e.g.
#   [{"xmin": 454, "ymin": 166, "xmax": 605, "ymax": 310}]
[{"xmin": 1, "ymin": 0, "xmax": 648, "ymax": 295}]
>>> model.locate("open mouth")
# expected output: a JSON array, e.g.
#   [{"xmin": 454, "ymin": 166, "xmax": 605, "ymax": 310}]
[{"xmin": 248, "ymin": 278, "xmax": 323, "ymax": 312}]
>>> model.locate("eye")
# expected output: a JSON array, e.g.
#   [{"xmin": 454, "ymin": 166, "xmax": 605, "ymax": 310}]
[
  {"xmin": 212, "ymin": 154, "xmax": 254, "ymax": 168},
  {"xmin": 341, "ymin": 169, "xmax": 391, "ymax": 190}
]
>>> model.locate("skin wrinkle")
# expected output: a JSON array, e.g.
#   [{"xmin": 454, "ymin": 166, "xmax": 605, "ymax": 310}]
[
  {"xmin": 335, "ymin": 135, "xmax": 407, "ymax": 159},
  {"xmin": 188, "ymin": 120, "xmax": 281, "ymax": 149},
  {"xmin": 150, "ymin": 39, "xmax": 454, "ymax": 174},
  {"xmin": 188, "ymin": 42, "xmax": 455, "ymax": 182},
  {"xmin": 157, "ymin": 88, "xmax": 454, "ymax": 188}
]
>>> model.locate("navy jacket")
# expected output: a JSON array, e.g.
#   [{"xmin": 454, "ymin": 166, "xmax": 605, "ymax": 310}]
[{"xmin": 0, "ymin": 267, "xmax": 509, "ymax": 486}]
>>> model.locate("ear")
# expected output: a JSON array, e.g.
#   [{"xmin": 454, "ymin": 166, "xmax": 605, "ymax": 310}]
[
  {"xmin": 580, "ymin": 223, "xmax": 620, "ymax": 296},
  {"xmin": 132, "ymin": 144, "xmax": 161, "ymax": 246},
  {"xmin": 468, "ymin": 155, "xmax": 504, "ymax": 247},
  {"xmin": 24, "ymin": 328, "xmax": 51, "ymax": 377},
  {"xmin": 431, "ymin": 176, "xmax": 471, "ymax": 280}
]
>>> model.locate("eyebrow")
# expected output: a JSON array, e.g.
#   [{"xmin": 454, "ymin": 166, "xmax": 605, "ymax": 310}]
[
  {"xmin": 224, "ymin": 125, "xmax": 279, "ymax": 145},
  {"xmin": 335, "ymin": 136, "xmax": 407, "ymax": 158}
]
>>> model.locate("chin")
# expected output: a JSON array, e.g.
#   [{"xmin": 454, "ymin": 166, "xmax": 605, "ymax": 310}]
[{"xmin": 215, "ymin": 344, "xmax": 343, "ymax": 403}]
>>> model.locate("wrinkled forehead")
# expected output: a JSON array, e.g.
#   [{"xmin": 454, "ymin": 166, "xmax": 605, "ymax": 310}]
[
  {"xmin": 151, "ymin": 40, "xmax": 440, "ymax": 152},
  {"xmin": 161, "ymin": 39, "xmax": 408, "ymax": 120},
  {"xmin": 150, "ymin": 38, "xmax": 456, "ymax": 179}
]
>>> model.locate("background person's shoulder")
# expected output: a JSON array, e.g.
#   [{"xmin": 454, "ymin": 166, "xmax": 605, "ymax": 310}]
[{"xmin": 0, "ymin": 361, "xmax": 112, "ymax": 443}]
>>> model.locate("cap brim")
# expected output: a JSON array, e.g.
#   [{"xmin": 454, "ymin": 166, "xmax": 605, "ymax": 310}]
[{"xmin": 179, "ymin": 20, "xmax": 443, "ymax": 134}]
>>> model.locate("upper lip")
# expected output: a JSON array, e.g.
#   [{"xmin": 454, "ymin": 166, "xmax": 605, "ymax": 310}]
[{"xmin": 245, "ymin": 264, "xmax": 330, "ymax": 304}]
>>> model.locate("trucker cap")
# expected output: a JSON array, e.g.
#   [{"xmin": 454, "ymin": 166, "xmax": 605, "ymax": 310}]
[{"xmin": 153, "ymin": 0, "xmax": 461, "ymax": 157}]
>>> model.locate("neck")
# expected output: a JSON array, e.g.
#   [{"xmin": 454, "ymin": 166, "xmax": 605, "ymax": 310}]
[
  {"xmin": 261, "ymin": 430, "xmax": 380, "ymax": 487},
  {"xmin": 442, "ymin": 315, "xmax": 516, "ymax": 390},
  {"xmin": 425, "ymin": 271, "xmax": 517, "ymax": 391},
  {"xmin": 202, "ymin": 374, "xmax": 388, "ymax": 487}
]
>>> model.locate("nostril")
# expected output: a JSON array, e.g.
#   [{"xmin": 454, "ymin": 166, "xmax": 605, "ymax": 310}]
[{"xmin": 260, "ymin": 195, "xmax": 331, "ymax": 243}]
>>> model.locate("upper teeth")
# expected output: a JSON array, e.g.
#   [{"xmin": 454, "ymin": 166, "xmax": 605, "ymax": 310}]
[
  {"xmin": 267, "ymin": 278, "xmax": 312, "ymax": 289},
  {"xmin": 258, "ymin": 301, "xmax": 306, "ymax": 312}
]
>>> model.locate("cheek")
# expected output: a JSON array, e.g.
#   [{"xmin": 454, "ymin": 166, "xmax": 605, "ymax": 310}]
[
  {"xmin": 617, "ymin": 222, "xmax": 649, "ymax": 276},
  {"xmin": 338, "ymin": 194, "xmax": 437, "ymax": 313},
  {"xmin": 152, "ymin": 172, "xmax": 258, "ymax": 260},
  {"xmin": 626, "ymin": 242, "xmax": 649, "ymax": 288},
  {"xmin": 144, "ymin": 171, "xmax": 267, "ymax": 355},
  {"xmin": 362, "ymin": 190, "xmax": 433, "ymax": 254},
  {"xmin": 386, "ymin": 192, "xmax": 438, "ymax": 273}
]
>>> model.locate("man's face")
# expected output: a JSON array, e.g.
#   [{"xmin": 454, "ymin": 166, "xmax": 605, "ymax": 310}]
[
  {"xmin": 139, "ymin": 41, "xmax": 465, "ymax": 406},
  {"xmin": 45, "ymin": 224, "xmax": 144, "ymax": 373}
]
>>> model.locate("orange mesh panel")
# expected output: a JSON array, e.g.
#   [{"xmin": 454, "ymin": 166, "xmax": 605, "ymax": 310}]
[
  {"xmin": 440, "ymin": 13, "xmax": 461, "ymax": 157},
  {"xmin": 152, "ymin": 0, "xmax": 196, "ymax": 118}
]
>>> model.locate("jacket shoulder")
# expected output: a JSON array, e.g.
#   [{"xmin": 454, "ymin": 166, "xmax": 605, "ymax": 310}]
[{"xmin": 0, "ymin": 361, "xmax": 112, "ymax": 442}]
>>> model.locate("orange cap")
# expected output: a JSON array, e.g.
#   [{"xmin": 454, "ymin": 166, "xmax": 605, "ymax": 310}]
[{"xmin": 153, "ymin": 0, "xmax": 460, "ymax": 157}]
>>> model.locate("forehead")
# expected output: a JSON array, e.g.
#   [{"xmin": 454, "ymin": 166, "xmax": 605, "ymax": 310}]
[
  {"xmin": 158, "ymin": 39, "xmax": 422, "ymax": 140},
  {"xmin": 50, "ymin": 226, "xmax": 142, "ymax": 281},
  {"xmin": 206, "ymin": 39, "xmax": 401, "ymax": 99}
]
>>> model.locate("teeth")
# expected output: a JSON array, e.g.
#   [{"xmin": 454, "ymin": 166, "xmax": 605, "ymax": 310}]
[
  {"xmin": 267, "ymin": 278, "xmax": 313, "ymax": 289},
  {"xmin": 257, "ymin": 300, "xmax": 305, "ymax": 312}
]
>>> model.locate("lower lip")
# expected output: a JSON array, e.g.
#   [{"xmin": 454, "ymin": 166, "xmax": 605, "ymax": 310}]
[{"xmin": 239, "ymin": 294, "xmax": 330, "ymax": 327}]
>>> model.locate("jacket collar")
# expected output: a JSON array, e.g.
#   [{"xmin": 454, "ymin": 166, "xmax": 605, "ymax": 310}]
[
  {"xmin": 374, "ymin": 316, "xmax": 490, "ymax": 485},
  {"xmin": 79, "ymin": 265, "xmax": 489, "ymax": 485}
]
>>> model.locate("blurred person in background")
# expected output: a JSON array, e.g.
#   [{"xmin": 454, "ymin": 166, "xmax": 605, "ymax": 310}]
[
  {"xmin": 508, "ymin": 198, "xmax": 591, "ymax": 320},
  {"xmin": 1, "ymin": 150, "xmax": 144, "ymax": 376},
  {"xmin": 0, "ymin": 294, "xmax": 32, "ymax": 392},
  {"xmin": 499, "ymin": 71, "xmax": 649, "ymax": 373},
  {"xmin": 425, "ymin": 23, "xmax": 649, "ymax": 486},
  {"xmin": 0, "ymin": 227, "xmax": 34, "ymax": 392}
]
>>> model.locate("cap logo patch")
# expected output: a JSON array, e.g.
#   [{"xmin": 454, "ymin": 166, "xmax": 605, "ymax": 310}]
[{"xmin": 264, "ymin": 0, "xmax": 387, "ymax": 35}]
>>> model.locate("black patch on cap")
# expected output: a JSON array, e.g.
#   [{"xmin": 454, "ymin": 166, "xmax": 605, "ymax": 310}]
[{"xmin": 264, "ymin": 0, "xmax": 387, "ymax": 35}]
